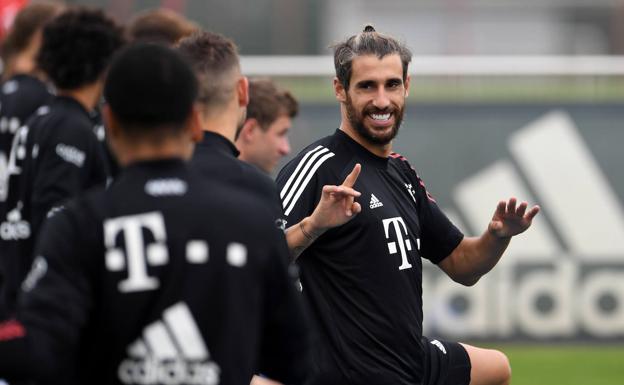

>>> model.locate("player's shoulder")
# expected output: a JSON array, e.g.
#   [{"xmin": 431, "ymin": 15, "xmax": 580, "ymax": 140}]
[
  {"xmin": 277, "ymin": 130, "xmax": 350, "ymax": 184},
  {"xmin": 42, "ymin": 190, "xmax": 104, "ymax": 240},
  {"xmin": 389, "ymin": 151, "xmax": 439, "ymax": 202},
  {"xmin": 389, "ymin": 151, "xmax": 421, "ymax": 177},
  {"xmin": 239, "ymin": 159, "xmax": 279, "ymax": 196}
]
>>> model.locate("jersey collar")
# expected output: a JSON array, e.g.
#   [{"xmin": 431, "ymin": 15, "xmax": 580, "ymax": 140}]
[
  {"xmin": 197, "ymin": 131, "xmax": 240, "ymax": 158},
  {"xmin": 334, "ymin": 129, "xmax": 389, "ymax": 169}
]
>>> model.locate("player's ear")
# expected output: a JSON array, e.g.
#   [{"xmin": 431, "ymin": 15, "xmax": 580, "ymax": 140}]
[
  {"xmin": 189, "ymin": 105, "xmax": 204, "ymax": 143},
  {"xmin": 102, "ymin": 104, "xmax": 120, "ymax": 139},
  {"xmin": 237, "ymin": 76, "xmax": 249, "ymax": 108},
  {"xmin": 238, "ymin": 118, "xmax": 259, "ymax": 143},
  {"xmin": 404, "ymin": 74, "xmax": 411, "ymax": 98},
  {"xmin": 334, "ymin": 77, "xmax": 347, "ymax": 103}
]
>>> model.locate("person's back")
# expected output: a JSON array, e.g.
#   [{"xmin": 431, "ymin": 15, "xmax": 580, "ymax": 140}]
[
  {"xmin": 0, "ymin": 95, "xmax": 108, "ymax": 315},
  {"xmin": 191, "ymin": 131, "xmax": 283, "ymax": 221},
  {"xmin": 0, "ymin": 7, "xmax": 123, "ymax": 316},
  {"xmin": 17, "ymin": 159, "xmax": 306, "ymax": 385},
  {"xmin": 176, "ymin": 32, "xmax": 283, "ymax": 221},
  {"xmin": 0, "ymin": 43, "xmax": 309, "ymax": 385},
  {"xmin": 0, "ymin": 2, "xmax": 62, "ymax": 203},
  {"xmin": 0, "ymin": 74, "xmax": 53, "ymax": 187}
]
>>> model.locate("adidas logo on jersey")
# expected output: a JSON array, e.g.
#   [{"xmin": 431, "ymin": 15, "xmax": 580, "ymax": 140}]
[
  {"xmin": 118, "ymin": 302, "xmax": 221, "ymax": 385},
  {"xmin": 369, "ymin": 194, "xmax": 383, "ymax": 209}
]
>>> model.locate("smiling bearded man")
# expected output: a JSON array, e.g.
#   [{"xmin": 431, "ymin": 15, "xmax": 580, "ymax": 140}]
[{"xmin": 276, "ymin": 25, "xmax": 540, "ymax": 385}]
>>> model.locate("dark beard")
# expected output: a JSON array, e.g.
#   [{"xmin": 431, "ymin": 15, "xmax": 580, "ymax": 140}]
[{"xmin": 345, "ymin": 94, "xmax": 403, "ymax": 146}]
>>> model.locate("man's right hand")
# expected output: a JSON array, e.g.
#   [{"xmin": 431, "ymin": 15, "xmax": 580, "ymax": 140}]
[
  {"xmin": 285, "ymin": 164, "xmax": 362, "ymax": 260},
  {"xmin": 307, "ymin": 163, "xmax": 362, "ymax": 233}
]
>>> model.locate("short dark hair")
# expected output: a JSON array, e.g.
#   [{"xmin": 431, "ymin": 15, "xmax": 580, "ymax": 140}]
[
  {"xmin": 104, "ymin": 43, "xmax": 198, "ymax": 135},
  {"xmin": 248, "ymin": 78, "xmax": 298, "ymax": 130},
  {"xmin": 36, "ymin": 7, "xmax": 124, "ymax": 90},
  {"xmin": 127, "ymin": 8, "xmax": 198, "ymax": 46},
  {"xmin": 176, "ymin": 30, "xmax": 240, "ymax": 109},
  {"xmin": 332, "ymin": 25, "xmax": 412, "ymax": 90},
  {"xmin": 1, "ymin": 2, "xmax": 63, "ymax": 66}
]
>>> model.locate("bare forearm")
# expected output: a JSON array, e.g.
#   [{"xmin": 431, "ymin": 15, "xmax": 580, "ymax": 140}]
[
  {"xmin": 441, "ymin": 231, "xmax": 511, "ymax": 286},
  {"xmin": 440, "ymin": 197, "xmax": 539, "ymax": 286},
  {"xmin": 285, "ymin": 217, "xmax": 326, "ymax": 260}
]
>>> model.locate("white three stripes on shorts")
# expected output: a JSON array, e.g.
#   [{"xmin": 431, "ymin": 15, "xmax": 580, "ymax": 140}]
[{"xmin": 280, "ymin": 145, "xmax": 335, "ymax": 216}]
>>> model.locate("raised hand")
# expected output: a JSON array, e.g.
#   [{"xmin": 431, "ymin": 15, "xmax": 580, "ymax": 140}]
[
  {"xmin": 308, "ymin": 163, "xmax": 362, "ymax": 232},
  {"xmin": 488, "ymin": 197, "xmax": 540, "ymax": 239}
]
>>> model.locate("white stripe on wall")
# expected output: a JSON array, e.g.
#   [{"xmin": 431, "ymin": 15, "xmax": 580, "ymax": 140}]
[{"xmin": 510, "ymin": 111, "xmax": 624, "ymax": 258}]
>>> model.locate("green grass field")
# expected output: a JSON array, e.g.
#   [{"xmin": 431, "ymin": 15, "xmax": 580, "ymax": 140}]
[{"xmin": 494, "ymin": 345, "xmax": 624, "ymax": 385}]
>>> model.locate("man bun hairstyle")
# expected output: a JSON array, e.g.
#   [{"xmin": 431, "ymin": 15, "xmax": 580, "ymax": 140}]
[
  {"xmin": 104, "ymin": 43, "xmax": 198, "ymax": 133},
  {"xmin": 332, "ymin": 24, "xmax": 412, "ymax": 90},
  {"xmin": 36, "ymin": 7, "xmax": 124, "ymax": 90}
]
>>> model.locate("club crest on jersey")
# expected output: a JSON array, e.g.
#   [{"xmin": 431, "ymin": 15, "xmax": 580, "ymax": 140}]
[
  {"xmin": 118, "ymin": 302, "xmax": 221, "ymax": 385},
  {"xmin": 369, "ymin": 194, "xmax": 384, "ymax": 209},
  {"xmin": 382, "ymin": 216, "xmax": 420, "ymax": 270},
  {"xmin": 405, "ymin": 183, "xmax": 417, "ymax": 203}
]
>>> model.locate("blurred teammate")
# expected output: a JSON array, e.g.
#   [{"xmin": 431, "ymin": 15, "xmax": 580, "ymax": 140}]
[
  {"xmin": 177, "ymin": 31, "xmax": 284, "ymax": 221},
  {"xmin": 0, "ymin": 43, "xmax": 309, "ymax": 385},
  {"xmin": 0, "ymin": 7, "xmax": 123, "ymax": 316},
  {"xmin": 177, "ymin": 31, "xmax": 356, "ymax": 249},
  {"xmin": 276, "ymin": 25, "xmax": 540, "ymax": 385},
  {"xmin": 89, "ymin": 8, "xmax": 198, "ymax": 180},
  {"xmin": 128, "ymin": 7, "xmax": 198, "ymax": 45},
  {"xmin": 0, "ymin": 2, "xmax": 62, "ymax": 200},
  {"xmin": 236, "ymin": 78, "xmax": 297, "ymax": 174}
]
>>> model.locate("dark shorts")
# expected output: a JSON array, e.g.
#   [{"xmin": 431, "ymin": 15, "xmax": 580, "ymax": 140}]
[{"xmin": 422, "ymin": 337, "xmax": 472, "ymax": 385}]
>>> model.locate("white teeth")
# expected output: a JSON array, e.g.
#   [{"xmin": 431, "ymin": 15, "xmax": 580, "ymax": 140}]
[{"xmin": 371, "ymin": 113, "xmax": 391, "ymax": 121}]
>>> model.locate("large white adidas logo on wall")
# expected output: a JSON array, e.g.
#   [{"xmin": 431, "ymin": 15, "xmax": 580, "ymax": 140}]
[
  {"xmin": 423, "ymin": 111, "xmax": 624, "ymax": 340},
  {"xmin": 118, "ymin": 302, "xmax": 220, "ymax": 385}
]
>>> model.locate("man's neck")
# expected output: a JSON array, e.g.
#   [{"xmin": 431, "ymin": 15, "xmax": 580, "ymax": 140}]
[
  {"xmin": 339, "ymin": 122, "xmax": 392, "ymax": 158},
  {"xmin": 57, "ymin": 81, "xmax": 101, "ymax": 112},
  {"xmin": 200, "ymin": 103, "xmax": 240, "ymax": 143},
  {"xmin": 117, "ymin": 138, "xmax": 192, "ymax": 167}
]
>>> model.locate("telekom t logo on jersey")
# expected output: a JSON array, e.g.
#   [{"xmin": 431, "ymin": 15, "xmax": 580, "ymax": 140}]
[
  {"xmin": 383, "ymin": 217, "xmax": 420, "ymax": 270},
  {"xmin": 104, "ymin": 212, "xmax": 169, "ymax": 293},
  {"xmin": 104, "ymin": 211, "xmax": 245, "ymax": 293}
]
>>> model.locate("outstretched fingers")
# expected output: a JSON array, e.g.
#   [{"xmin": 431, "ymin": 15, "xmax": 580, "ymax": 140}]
[
  {"xmin": 322, "ymin": 185, "xmax": 361, "ymax": 199},
  {"xmin": 340, "ymin": 163, "xmax": 361, "ymax": 215},
  {"xmin": 516, "ymin": 201, "xmax": 528, "ymax": 217},
  {"xmin": 525, "ymin": 205, "xmax": 540, "ymax": 221},
  {"xmin": 342, "ymin": 163, "xmax": 361, "ymax": 188},
  {"xmin": 494, "ymin": 200, "xmax": 506, "ymax": 218}
]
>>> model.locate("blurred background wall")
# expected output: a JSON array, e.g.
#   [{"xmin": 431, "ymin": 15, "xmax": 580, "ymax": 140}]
[{"xmin": 16, "ymin": 0, "xmax": 624, "ymax": 55}]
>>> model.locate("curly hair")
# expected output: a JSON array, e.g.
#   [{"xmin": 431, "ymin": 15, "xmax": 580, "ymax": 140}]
[{"xmin": 36, "ymin": 7, "xmax": 125, "ymax": 90}]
